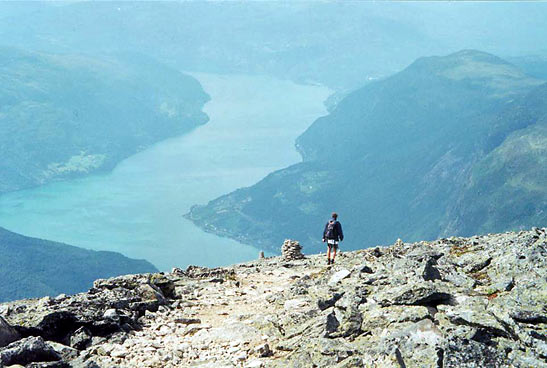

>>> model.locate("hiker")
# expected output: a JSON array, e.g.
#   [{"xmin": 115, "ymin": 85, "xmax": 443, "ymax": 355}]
[{"xmin": 322, "ymin": 212, "xmax": 344, "ymax": 265}]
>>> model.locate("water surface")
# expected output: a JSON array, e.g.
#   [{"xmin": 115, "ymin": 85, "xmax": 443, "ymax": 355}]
[{"xmin": 0, "ymin": 73, "xmax": 331, "ymax": 270}]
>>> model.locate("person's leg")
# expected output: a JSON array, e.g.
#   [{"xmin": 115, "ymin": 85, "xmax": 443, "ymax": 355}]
[
  {"xmin": 327, "ymin": 245, "xmax": 331, "ymax": 263},
  {"xmin": 332, "ymin": 244, "xmax": 337, "ymax": 263}
]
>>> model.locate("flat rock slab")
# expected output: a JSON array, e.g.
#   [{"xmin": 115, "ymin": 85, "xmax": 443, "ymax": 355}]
[
  {"xmin": 284, "ymin": 299, "xmax": 309, "ymax": 310},
  {"xmin": 379, "ymin": 282, "xmax": 452, "ymax": 307},
  {"xmin": 328, "ymin": 269, "xmax": 351, "ymax": 286}
]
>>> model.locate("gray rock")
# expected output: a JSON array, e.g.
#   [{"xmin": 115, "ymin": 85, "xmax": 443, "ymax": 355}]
[
  {"xmin": 356, "ymin": 264, "xmax": 374, "ymax": 274},
  {"xmin": 1, "ymin": 273, "xmax": 171, "ymax": 346},
  {"xmin": 361, "ymin": 305, "xmax": 431, "ymax": 332},
  {"xmin": 443, "ymin": 337, "xmax": 507, "ymax": 368},
  {"xmin": 328, "ymin": 269, "xmax": 351, "ymax": 286},
  {"xmin": 254, "ymin": 343, "xmax": 272, "ymax": 357},
  {"xmin": 442, "ymin": 304, "xmax": 510, "ymax": 339},
  {"xmin": 69, "ymin": 327, "xmax": 92, "ymax": 350},
  {"xmin": 68, "ymin": 355, "xmax": 101, "ymax": 368},
  {"xmin": 465, "ymin": 256, "xmax": 493, "ymax": 273},
  {"xmin": 332, "ymin": 305, "xmax": 362, "ymax": 338},
  {"xmin": 47, "ymin": 341, "xmax": 79, "ymax": 361},
  {"xmin": 0, "ymin": 316, "xmax": 20, "ymax": 348},
  {"xmin": 379, "ymin": 282, "xmax": 452, "ymax": 307},
  {"xmin": 0, "ymin": 228, "xmax": 545, "ymax": 367},
  {"xmin": 421, "ymin": 257, "xmax": 441, "ymax": 281},
  {"xmin": 442, "ymin": 271, "xmax": 476, "ymax": 289},
  {"xmin": 0, "ymin": 336, "xmax": 61, "ymax": 366},
  {"xmin": 27, "ymin": 362, "xmax": 70, "ymax": 368},
  {"xmin": 317, "ymin": 292, "xmax": 345, "ymax": 311},
  {"xmin": 102, "ymin": 309, "xmax": 118, "ymax": 320},
  {"xmin": 335, "ymin": 290, "xmax": 366, "ymax": 310},
  {"xmin": 324, "ymin": 310, "xmax": 340, "ymax": 337},
  {"xmin": 315, "ymin": 338, "xmax": 356, "ymax": 361},
  {"xmin": 510, "ymin": 310, "xmax": 547, "ymax": 324},
  {"xmin": 174, "ymin": 318, "xmax": 202, "ymax": 325}
]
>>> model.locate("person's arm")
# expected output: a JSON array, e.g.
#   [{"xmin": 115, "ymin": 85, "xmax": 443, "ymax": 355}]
[
  {"xmin": 322, "ymin": 222, "xmax": 327, "ymax": 242},
  {"xmin": 337, "ymin": 222, "xmax": 344, "ymax": 241}
]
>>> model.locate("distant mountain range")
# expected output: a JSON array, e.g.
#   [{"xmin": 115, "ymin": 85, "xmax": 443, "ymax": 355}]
[
  {"xmin": 0, "ymin": 47, "xmax": 209, "ymax": 194},
  {"xmin": 509, "ymin": 55, "xmax": 547, "ymax": 80},
  {"xmin": 187, "ymin": 50, "xmax": 547, "ymax": 253},
  {"xmin": 1, "ymin": 2, "xmax": 546, "ymax": 90},
  {"xmin": 0, "ymin": 226, "xmax": 157, "ymax": 302}
]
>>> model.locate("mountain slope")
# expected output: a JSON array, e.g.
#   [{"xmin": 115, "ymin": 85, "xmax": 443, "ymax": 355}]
[
  {"xmin": 445, "ymin": 85, "xmax": 547, "ymax": 236},
  {"xmin": 187, "ymin": 50, "xmax": 547, "ymax": 252},
  {"xmin": 0, "ymin": 47, "xmax": 209, "ymax": 194},
  {"xmin": 0, "ymin": 226, "xmax": 158, "ymax": 302},
  {"xmin": 1, "ymin": 228, "xmax": 545, "ymax": 367}
]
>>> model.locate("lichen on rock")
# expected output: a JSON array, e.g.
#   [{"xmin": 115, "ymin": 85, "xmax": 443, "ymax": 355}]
[{"xmin": 0, "ymin": 228, "xmax": 545, "ymax": 367}]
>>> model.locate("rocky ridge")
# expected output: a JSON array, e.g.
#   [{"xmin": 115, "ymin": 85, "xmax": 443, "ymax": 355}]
[{"xmin": 0, "ymin": 228, "xmax": 546, "ymax": 367}]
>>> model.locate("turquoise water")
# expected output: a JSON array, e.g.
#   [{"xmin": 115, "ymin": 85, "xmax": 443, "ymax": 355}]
[{"xmin": 0, "ymin": 73, "xmax": 331, "ymax": 271}]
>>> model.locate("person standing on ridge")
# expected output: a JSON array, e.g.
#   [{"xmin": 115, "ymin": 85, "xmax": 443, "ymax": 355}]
[{"xmin": 322, "ymin": 212, "xmax": 343, "ymax": 265}]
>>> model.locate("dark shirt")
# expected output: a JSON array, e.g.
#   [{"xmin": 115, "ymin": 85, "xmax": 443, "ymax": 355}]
[{"xmin": 323, "ymin": 219, "xmax": 344, "ymax": 241}]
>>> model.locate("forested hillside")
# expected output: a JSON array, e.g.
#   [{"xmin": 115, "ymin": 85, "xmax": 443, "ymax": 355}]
[
  {"xmin": 0, "ymin": 226, "xmax": 158, "ymax": 302},
  {"xmin": 0, "ymin": 47, "xmax": 209, "ymax": 194},
  {"xmin": 187, "ymin": 50, "xmax": 547, "ymax": 252}
]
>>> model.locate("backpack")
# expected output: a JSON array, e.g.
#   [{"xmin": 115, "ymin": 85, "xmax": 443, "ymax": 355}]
[{"xmin": 325, "ymin": 220, "xmax": 336, "ymax": 239}]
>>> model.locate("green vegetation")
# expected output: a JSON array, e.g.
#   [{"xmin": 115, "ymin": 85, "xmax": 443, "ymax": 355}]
[
  {"xmin": 0, "ymin": 47, "xmax": 209, "ymax": 194},
  {"xmin": 187, "ymin": 50, "xmax": 547, "ymax": 253},
  {"xmin": 453, "ymin": 122, "xmax": 547, "ymax": 236},
  {"xmin": 0, "ymin": 226, "xmax": 158, "ymax": 302}
]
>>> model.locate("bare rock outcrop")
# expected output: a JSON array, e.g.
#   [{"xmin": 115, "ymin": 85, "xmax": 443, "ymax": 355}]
[{"xmin": 0, "ymin": 228, "xmax": 545, "ymax": 367}]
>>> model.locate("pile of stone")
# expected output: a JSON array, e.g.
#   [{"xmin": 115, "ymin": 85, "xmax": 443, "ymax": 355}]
[{"xmin": 281, "ymin": 239, "xmax": 305, "ymax": 260}]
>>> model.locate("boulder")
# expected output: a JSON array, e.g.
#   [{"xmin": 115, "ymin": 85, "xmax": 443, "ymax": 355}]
[
  {"xmin": 421, "ymin": 257, "xmax": 441, "ymax": 281},
  {"xmin": 69, "ymin": 327, "xmax": 92, "ymax": 350},
  {"xmin": 0, "ymin": 317, "xmax": 20, "ymax": 348},
  {"xmin": 324, "ymin": 310, "xmax": 340, "ymax": 337},
  {"xmin": 0, "ymin": 336, "xmax": 61, "ymax": 366},
  {"xmin": 378, "ymin": 282, "xmax": 452, "ymax": 307}
]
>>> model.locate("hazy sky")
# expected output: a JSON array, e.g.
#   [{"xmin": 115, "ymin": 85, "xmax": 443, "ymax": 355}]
[{"xmin": 1, "ymin": 1, "xmax": 546, "ymax": 88}]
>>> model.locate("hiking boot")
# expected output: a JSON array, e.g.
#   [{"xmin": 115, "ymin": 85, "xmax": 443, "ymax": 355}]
[
  {"xmin": 331, "ymin": 259, "xmax": 335, "ymax": 265},
  {"xmin": 327, "ymin": 259, "xmax": 332, "ymax": 265}
]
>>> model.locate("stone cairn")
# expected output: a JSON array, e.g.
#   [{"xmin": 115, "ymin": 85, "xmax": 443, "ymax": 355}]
[{"xmin": 282, "ymin": 239, "xmax": 305, "ymax": 260}]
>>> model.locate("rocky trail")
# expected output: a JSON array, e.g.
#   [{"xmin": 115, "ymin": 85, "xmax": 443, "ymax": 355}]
[{"xmin": 1, "ymin": 228, "xmax": 546, "ymax": 367}]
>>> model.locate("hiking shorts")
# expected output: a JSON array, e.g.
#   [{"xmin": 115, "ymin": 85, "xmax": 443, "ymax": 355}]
[{"xmin": 327, "ymin": 239, "xmax": 339, "ymax": 250}]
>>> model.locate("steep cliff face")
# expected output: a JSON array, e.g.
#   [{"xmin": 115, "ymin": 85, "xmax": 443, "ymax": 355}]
[
  {"xmin": 187, "ymin": 50, "xmax": 547, "ymax": 252},
  {"xmin": 1, "ymin": 228, "xmax": 545, "ymax": 367}
]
